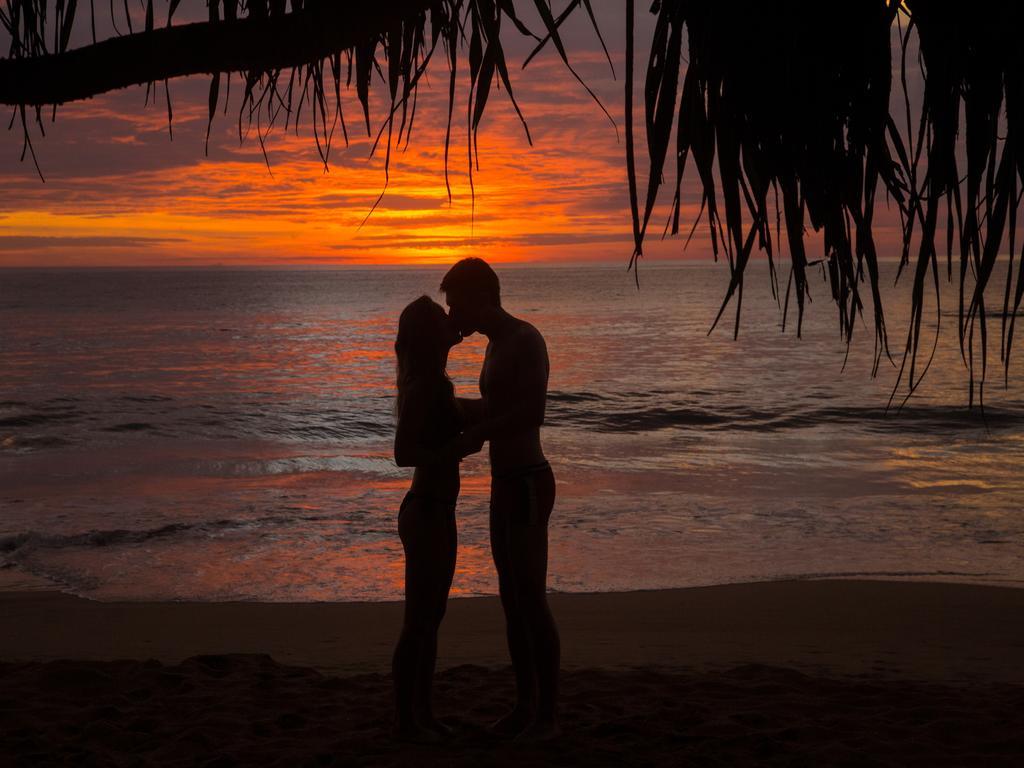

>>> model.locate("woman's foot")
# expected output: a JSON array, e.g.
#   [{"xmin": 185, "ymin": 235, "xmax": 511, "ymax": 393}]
[{"xmin": 489, "ymin": 709, "xmax": 533, "ymax": 738}]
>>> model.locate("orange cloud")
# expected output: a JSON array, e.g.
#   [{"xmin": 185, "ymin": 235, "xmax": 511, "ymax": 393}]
[
  {"xmin": 0, "ymin": 15, "xmax": 704, "ymax": 267},
  {"xmin": 0, "ymin": 9, "xmax": 907, "ymax": 268}
]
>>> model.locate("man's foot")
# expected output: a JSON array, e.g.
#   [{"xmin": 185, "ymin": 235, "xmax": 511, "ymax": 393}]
[
  {"xmin": 392, "ymin": 722, "xmax": 444, "ymax": 744},
  {"xmin": 422, "ymin": 716, "xmax": 456, "ymax": 739},
  {"xmin": 489, "ymin": 709, "xmax": 533, "ymax": 738},
  {"xmin": 514, "ymin": 719, "xmax": 562, "ymax": 744}
]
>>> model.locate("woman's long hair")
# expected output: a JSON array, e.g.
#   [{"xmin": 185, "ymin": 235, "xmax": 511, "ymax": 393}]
[{"xmin": 395, "ymin": 295, "xmax": 454, "ymax": 416}]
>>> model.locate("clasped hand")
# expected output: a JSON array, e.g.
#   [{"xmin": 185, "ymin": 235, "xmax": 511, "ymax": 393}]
[{"xmin": 455, "ymin": 426, "xmax": 485, "ymax": 458}]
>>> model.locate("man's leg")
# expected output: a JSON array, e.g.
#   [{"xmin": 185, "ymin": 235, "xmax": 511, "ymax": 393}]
[
  {"xmin": 508, "ymin": 467, "xmax": 560, "ymax": 737},
  {"xmin": 489, "ymin": 483, "xmax": 536, "ymax": 735}
]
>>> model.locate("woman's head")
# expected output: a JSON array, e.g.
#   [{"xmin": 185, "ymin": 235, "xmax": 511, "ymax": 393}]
[{"xmin": 395, "ymin": 296, "xmax": 460, "ymax": 408}]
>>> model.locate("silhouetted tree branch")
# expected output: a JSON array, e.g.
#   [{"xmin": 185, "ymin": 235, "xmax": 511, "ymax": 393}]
[{"xmin": 0, "ymin": 1, "xmax": 433, "ymax": 106}]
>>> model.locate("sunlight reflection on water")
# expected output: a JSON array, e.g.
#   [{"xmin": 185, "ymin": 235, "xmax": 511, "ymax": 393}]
[{"xmin": 1, "ymin": 263, "xmax": 1023, "ymax": 600}]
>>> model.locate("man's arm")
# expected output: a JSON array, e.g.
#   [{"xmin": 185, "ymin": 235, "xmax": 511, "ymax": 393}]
[
  {"xmin": 455, "ymin": 397, "xmax": 486, "ymax": 427},
  {"xmin": 395, "ymin": 385, "xmax": 483, "ymax": 467}
]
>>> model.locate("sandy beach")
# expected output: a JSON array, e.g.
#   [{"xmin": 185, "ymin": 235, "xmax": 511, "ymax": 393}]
[
  {"xmin": 5, "ymin": 1, "xmax": 1024, "ymax": 765},
  {"xmin": 2, "ymin": 579, "xmax": 1022, "ymax": 765}
]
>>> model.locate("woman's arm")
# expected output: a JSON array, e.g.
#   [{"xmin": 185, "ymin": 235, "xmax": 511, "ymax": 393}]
[{"xmin": 395, "ymin": 384, "xmax": 482, "ymax": 467}]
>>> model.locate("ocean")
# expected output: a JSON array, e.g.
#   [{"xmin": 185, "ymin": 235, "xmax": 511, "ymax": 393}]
[{"xmin": 2, "ymin": 263, "xmax": 1022, "ymax": 601}]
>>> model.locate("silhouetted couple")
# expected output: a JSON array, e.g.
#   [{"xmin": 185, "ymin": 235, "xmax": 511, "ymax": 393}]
[{"xmin": 391, "ymin": 258, "xmax": 560, "ymax": 743}]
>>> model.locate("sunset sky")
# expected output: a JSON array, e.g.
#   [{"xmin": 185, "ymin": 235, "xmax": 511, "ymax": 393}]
[{"xmin": 0, "ymin": 3, "xmax": 910, "ymax": 267}]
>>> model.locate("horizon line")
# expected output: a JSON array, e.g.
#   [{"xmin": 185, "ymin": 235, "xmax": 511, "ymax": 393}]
[{"xmin": 0, "ymin": 255, "xmax": 928, "ymax": 270}]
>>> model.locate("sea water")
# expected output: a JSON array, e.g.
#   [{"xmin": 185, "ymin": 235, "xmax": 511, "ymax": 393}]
[{"xmin": 2, "ymin": 263, "xmax": 1022, "ymax": 601}]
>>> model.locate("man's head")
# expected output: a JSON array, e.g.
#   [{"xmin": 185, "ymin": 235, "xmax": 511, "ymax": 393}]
[{"xmin": 440, "ymin": 257, "xmax": 500, "ymax": 336}]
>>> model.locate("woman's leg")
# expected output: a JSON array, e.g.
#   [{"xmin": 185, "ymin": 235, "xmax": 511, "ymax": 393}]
[
  {"xmin": 414, "ymin": 506, "xmax": 458, "ymax": 731},
  {"xmin": 392, "ymin": 499, "xmax": 442, "ymax": 740}
]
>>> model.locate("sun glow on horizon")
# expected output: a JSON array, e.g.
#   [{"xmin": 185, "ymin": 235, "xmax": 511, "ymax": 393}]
[
  {"xmin": 0, "ymin": 13, "xmax": 913, "ymax": 270},
  {"xmin": 2, "ymin": 45, "xmax": 679, "ymax": 268}
]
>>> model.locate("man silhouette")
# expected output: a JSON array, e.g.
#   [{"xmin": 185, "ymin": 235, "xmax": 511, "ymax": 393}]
[{"xmin": 441, "ymin": 258, "xmax": 560, "ymax": 740}]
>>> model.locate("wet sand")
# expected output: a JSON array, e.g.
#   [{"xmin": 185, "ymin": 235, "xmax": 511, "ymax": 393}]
[{"xmin": 2, "ymin": 580, "xmax": 1022, "ymax": 765}]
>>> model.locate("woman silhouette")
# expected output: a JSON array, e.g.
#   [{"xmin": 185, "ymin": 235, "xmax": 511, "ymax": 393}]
[{"xmin": 391, "ymin": 295, "xmax": 480, "ymax": 742}]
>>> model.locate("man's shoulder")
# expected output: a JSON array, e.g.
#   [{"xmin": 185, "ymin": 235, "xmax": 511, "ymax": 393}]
[
  {"xmin": 511, "ymin": 320, "xmax": 548, "ymax": 368},
  {"xmin": 512, "ymin": 319, "xmax": 546, "ymax": 348},
  {"xmin": 489, "ymin": 317, "xmax": 546, "ymax": 361}
]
